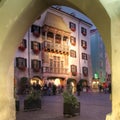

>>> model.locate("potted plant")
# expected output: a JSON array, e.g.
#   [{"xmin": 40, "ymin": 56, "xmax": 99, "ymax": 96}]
[
  {"xmin": 62, "ymin": 90, "xmax": 80, "ymax": 117},
  {"xmin": 24, "ymin": 89, "xmax": 41, "ymax": 111}
]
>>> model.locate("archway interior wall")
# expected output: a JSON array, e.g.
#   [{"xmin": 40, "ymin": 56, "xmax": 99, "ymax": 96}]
[
  {"xmin": 0, "ymin": 0, "xmax": 49, "ymax": 120},
  {"xmin": 0, "ymin": 0, "xmax": 112, "ymax": 120}
]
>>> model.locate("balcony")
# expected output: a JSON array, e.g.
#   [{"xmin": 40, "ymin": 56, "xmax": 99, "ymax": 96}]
[
  {"xmin": 42, "ymin": 67, "xmax": 68, "ymax": 74},
  {"xmin": 43, "ymin": 41, "xmax": 69, "ymax": 55}
]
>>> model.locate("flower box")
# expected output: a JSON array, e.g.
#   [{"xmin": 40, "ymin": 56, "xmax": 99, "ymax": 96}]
[
  {"xmin": 33, "ymin": 32, "xmax": 40, "ymax": 38},
  {"xmin": 19, "ymin": 66, "xmax": 26, "ymax": 71},
  {"xmin": 18, "ymin": 46, "xmax": 26, "ymax": 52},
  {"xmin": 33, "ymin": 68, "xmax": 40, "ymax": 72},
  {"xmin": 33, "ymin": 49, "xmax": 40, "ymax": 55}
]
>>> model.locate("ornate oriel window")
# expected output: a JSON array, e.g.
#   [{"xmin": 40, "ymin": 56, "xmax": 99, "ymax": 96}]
[
  {"xmin": 31, "ymin": 59, "xmax": 41, "ymax": 72},
  {"xmin": 18, "ymin": 39, "xmax": 27, "ymax": 52},
  {"xmin": 16, "ymin": 57, "xmax": 27, "ymax": 71},
  {"xmin": 31, "ymin": 41, "xmax": 40, "ymax": 55},
  {"xmin": 81, "ymin": 27, "xmax": 87, "ymax": 36},
  {"xmin": 71, "ymin": 65, "xmax": 77, "ymax": 76},
  {"xmin": 47, "ymin": 31, "xmax": 54, "ymax": 39},
  {"xmin": 82, "ymin": 53, "xmax": 87, "ymax": 60},
  {"xmin": 82, "ymin": 67, "xmax": 88, "ymax": 77},
  {"xmin": 42, "ymin": 41, "xmax": 50, "ymax": 50},
  {"xmin": 63, "ymin": 36, "xmax": 68, "ymax": 41},
  {"xmin": 31, "ymin": 24, "xmax": 40, "ymax": 37},
  {"xmin": 69, "ymin": 22, "xmax": 76, "ymax": 32},
  {"xmin": 55, "ymin": 34, "xmax": 61, "ymax": 44},
  {"xmin": 81, "ymin": 40, "xmax": 87, "ymax": 49},
  {"xmin": 70, "ymin": 36, "xmax": 76, "ymax": 46},
  {"xmin": 70, "ymin": 50, "xmax": 76, "ymax": 58}
]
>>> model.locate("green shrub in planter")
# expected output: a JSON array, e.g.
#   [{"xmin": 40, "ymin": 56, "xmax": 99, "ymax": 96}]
[
  {"xmin": 62, "ymin": 91, "xmax": 80, "ymax": 116},
  {"xmin": 24, "ymin": 90, "xmax": 41, "ymax": 111}
]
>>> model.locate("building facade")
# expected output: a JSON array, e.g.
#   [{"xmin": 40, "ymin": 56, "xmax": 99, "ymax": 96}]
[
  {"xmin": 14, "ymin": 7, "xmax": 92, "ymax": 93},
  {"xmin": 90, "ymin": 29, "xmax": 108, "ymax": 90}
]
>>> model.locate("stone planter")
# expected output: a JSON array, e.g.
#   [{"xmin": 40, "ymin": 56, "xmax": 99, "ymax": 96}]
[
  {"xmin": 24, "ymin": 98, "xmax": 41, "ymax": 111},
  {"xmin": 16, "ymin": 100, "xmax": 20, "ymax": 111},
  {"xmin": 63, "ymin": 102, "xmax": 80, "ymax": 116}
]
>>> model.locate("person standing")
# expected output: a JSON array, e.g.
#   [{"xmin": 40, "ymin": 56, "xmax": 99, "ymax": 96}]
[
  {"xmin": 52, "ymin": 84, "xmax": 57, "ymax": 95},
  {"xmin": 77, "ymin": 83, "xmax": 81, "ymax": 96}
]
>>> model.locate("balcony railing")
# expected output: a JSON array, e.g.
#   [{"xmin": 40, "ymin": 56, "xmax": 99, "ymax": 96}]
[
  {"xmin": 42, "ymin": 67, "xmax": 68, "ymax": 74},
  {"xmin": 43, "ymin": 41, "xmax": 69, "ymax": 54}
]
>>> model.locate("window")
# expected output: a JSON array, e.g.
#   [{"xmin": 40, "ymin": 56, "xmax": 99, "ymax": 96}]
[
  {"xmin": 100, "ymin": 60, "xmax": 103, "ymax": 68},
  {"xmin": 55, "ymin": 34, "xmax": 61, "ymax": 43},
  {"xmin": 31, "ymin": 59, "xmax": 41, "ymax": 72},
  {"xmin": 31, "ymin": 41, "xmax": 40, "ymax": 50},
  {"xmin": 31, "ymin": 24, "xmax": 40, "ymax": 37},
  {"xmin": 50, "ymin": 59, "xmax": 53, "ymax": 67},
  {"xmin": 70, "ymin": 36, "xmax": 76, "ymax": 46},
  {"xmin": 47, "ymin": 31, "xmax": 54, "ymax": 39},
  {"xmin": 31, "ymin": 41, "xmax": 40, "ymax": 54},
  {"xmin": 82, "ymin": 53, "xmax": 87, "ymax": 60},
  {"xmin": 81, "ymin": 27, "xmax": 87, "ymax": 36},
  {"xmin": 69, "ymin": 22, "xmax": 76, "ymax": 32},
  {"xmin": 71, "ymin": 65, "xmax": 77, "ymax": 76},
  {"xmin": 18, "ymin": 39, "xmax": 27, "ymax": 51},
  {"xmin": 81, "ymin": 40, "xmax": 87, "ymax": 49},
  {"xmin": 63, "ymin": 36, "xmax": 68, "ymax": 41},
  {"xmin": 82, "ymin": 67, "xmax": 88, "ymax": 77},
  {"xmin": 43, "ymin": 52, "xmax": 49, "ymax": 63},
  {"xmin": 70, "ymin": 50, "xmax": 76, "ymax": 58},
  {"xmin": 61, "ymin": 61, "xmax": 64, "ymax": 68},
  {"xmin": 16, "ymin": 57, "xmax": 27, "ymax": 71}
]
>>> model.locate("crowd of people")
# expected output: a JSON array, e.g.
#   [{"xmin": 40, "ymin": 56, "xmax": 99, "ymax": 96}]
[
  {"xmin": 98, "ymin": 82, "xmax": 111, "ymax": 94},
  {"xmin": 30, "ymin": 82, "xmax": 64, "ymax": 96},
  {"xmin": 23, "ymin": 81, "xmax": 111, "ymax": 96}
]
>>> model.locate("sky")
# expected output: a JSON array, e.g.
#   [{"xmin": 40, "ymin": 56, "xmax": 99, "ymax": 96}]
[{"xmin": 54, "ymin": 6, "xmax": 96, "ymax": 29}]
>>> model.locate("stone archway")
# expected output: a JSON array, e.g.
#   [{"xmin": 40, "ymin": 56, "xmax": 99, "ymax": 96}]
[{"xmin": 0, "ymin": 0, "xmax": 120, "ymax": 120}]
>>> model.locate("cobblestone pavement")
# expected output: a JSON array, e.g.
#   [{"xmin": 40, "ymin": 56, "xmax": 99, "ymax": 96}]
[{"xmin": 16, "ymin": 92, "xmax": 111, "ymax": 120}]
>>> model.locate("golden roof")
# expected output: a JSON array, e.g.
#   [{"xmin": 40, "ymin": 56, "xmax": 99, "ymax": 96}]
[{"xmin": 43, "ymin": 12, "xmax": 71, "ymax": 33}]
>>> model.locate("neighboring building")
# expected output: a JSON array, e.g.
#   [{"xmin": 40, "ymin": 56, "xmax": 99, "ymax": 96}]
[
  {"xmin": 105, "ymin": 53, "xmax": 111, "ymax": 83},
  {"xmin": 14, "ymin": 7, "xmax": 92, "ymax": 94},
  {"xmin": 90, "ymin": 29, "xmax": 109, "ymax": 90}
]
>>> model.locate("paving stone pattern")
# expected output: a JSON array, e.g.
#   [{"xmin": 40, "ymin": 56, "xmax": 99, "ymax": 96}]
[{"xmin": 16, "ymin": 92, "xmax": 111, "ymax": 120}]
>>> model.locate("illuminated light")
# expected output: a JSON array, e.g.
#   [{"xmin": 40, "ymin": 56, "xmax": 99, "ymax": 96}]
[
  {"xmin": 94, "ymin": 73, "xmax": 99, "ymax": 79},
  {"xmin": 54, "ymin": 78, "xmax": 60, "ymax": 86},
  {"xmin": 92, "ymin": 81, "xmax": 96, "ymax": 84},
  {"xmin": 97, "ymin": 81, "xmax": 99, "ymax": 84},
  {"xmin": 71, "ymin": 82, "xmax": 74, "ymax": 87},
  {"xmin": 30, "ymin": 78, "xmax": 43, "ymax": 86}
]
